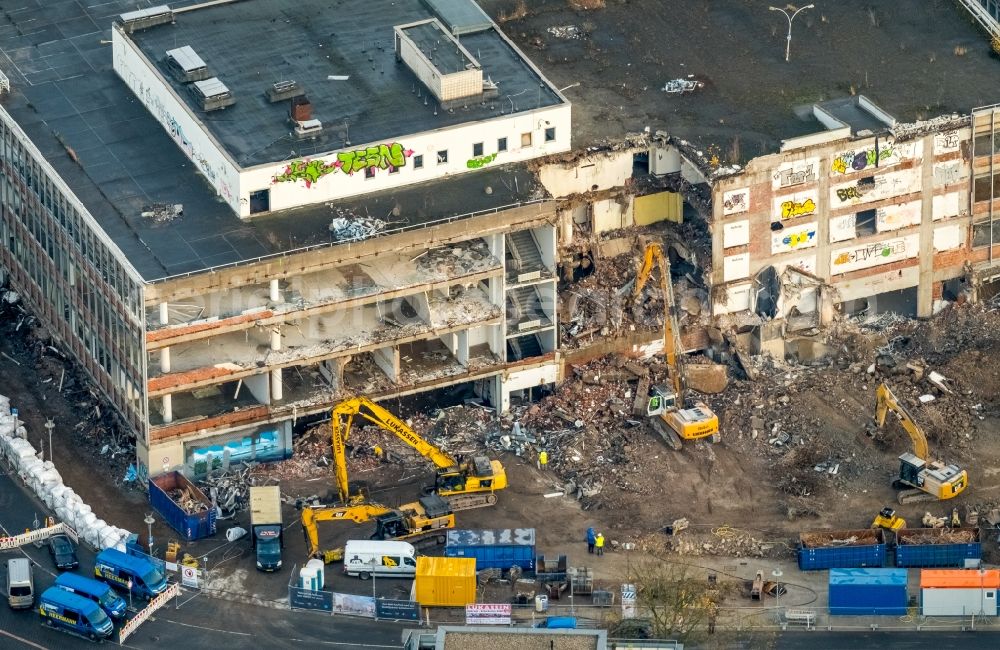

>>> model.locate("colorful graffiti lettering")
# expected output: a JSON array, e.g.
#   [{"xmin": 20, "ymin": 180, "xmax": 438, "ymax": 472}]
[
  {"xmin": 782, "ymin": 229, "xmax": 816, "ymax": 248},
  {"xmin": 835, "ymin": 186, "xmax": 864, "ymax": 202},
  {"xmin": 780, "ymin": 198, "xmax": 816, "ymax": 219},
  {"xmin": 833, "ymin": 240, "xmax": 906, "ymax": 266},
  {"xmin": 467, "ymin": 152, "xmax": 498, "ymax": 169},
  {"xmin": 273, "ymin": 159, "xmax": 338, "ymax": 187},
  {"xmin": 831, "ymin": 145, "xmax": 894, "ymax": 175},
  {"xmin": 335, "ymin": 143, "xmax": 413, "ymax": 175}
]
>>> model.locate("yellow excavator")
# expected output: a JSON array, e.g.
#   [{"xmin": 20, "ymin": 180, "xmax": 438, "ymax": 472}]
[
  {"xmin": 330, "ymin": 396, "xmax": 506, "ymax": 511},
  {"xmin": 632, "ymin": 242, "xmax": 719, "ymax": 450},
  {"xmin": 871, "ymin": 506, "xmax": 906, "ymax": 532},
  {"xmin": 301, "ymin": 494, "xmax": 455, "ymax": 562},
  {"xmin": 873, "ymin": 382, "xmax": 968, "ymax": 504}
]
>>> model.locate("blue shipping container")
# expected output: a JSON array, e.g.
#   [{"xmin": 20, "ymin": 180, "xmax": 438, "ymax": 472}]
[
  {"xmin": 445, "ymin": 528, "xmax": 535, "ymax": 571},
  {"xmin": 896, "ymin": 542, "xmax": 981, "ymax": 568},
  {"xmin": 148, "ymin": 471, "xmax": 217, "ymax": 541},
  {"xmin": 829, "ymin": 568, "xmax": 907, "ymax": 616},
  {"xmin": 798, "ymin": 543, "xmax": 886, "ymax": 571}
]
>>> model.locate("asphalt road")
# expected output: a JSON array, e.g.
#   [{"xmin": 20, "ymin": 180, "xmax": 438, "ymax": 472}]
[
  {"xmin": 0, "ymin": 461, "xmax": 408, "ymax": 649},
  {"xmin": 774, "ymin": 631, "xmax": 1000, "ymax": 649}
]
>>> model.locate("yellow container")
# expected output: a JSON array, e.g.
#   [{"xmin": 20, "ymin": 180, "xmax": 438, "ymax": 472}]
[{"xmin": 413, "ymin": 556, "xmax": 477, "ymax": 607}]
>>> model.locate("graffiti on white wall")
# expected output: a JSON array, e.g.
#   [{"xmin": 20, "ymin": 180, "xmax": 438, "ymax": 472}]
[
  {"xmin": 771, "ymin": 221, "xmax": 818, "ymax": 254},
  {"xmin": 830, "ymin": 233, "xmax": 919, "ymax": 274},
  {"xmin": 723, "ymin": 219, "xmax": 749, "ymax": 248},
  {"xmin": 829, "ymin": 214, "xmax": 856, "ymax": 243},
  {"xmin": 830, "ymin": 168, "xmax": 921, "ymax": 207},
  {"xmin": 723, "ymin": 252, "xmax": 750, "ymax": 281},
  {"xmin": 932, "ymin": 160, "xmax": 964, "ymax": 188},
  {"xmin": 772, "ymin": 157, "xmax": 818, "ymax": 190},
  {"xmin": 933, "ymin": 130, "xmax": 961, "ymax": 155},
  {"xmin": 830, "ymin": 138, "xmax": 919, "ymax": 176},
  {"xmin": 876, "ymin": 200, "xmax": 921, "ymax": 232},
  {"xmin": 722, "ymin": 187, "xmax": 750, "ymax": 215},
  {"xmin": 271, "ymin": 143, "xmax": 415, "ymax": 187},
  {"xmin": 932, "ymin": 192, "xmax": 964, "ymax": 221},
  {"xmin": 772, "ymin": 188, "xmax": 818, "ymax": 222}
]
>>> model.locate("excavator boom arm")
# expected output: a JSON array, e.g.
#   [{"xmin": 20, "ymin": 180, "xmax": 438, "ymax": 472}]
[
  {"xmin": 874, "ymin": 382, "xmax": 929, "ymax": 460},
  {"xmin": 632, "ymin": 243, "xmax": 685, "ymax": 399},
  {"xmin": 334, "ymin": 397, "xmax": 457, "ymax": 469}
]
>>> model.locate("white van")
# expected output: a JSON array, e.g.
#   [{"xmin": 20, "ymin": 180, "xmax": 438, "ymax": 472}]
[
  {"xmin": 343, "ymin": 540, "xmax": 417, "ymax": 579},
  {"xmin": 7, "ymin": 558, "xmax": 34, "ymax": 609}
]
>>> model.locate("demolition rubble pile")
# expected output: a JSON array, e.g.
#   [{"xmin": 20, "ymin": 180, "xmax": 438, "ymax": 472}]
[
  {"xmin": 560, "ymin": 232, "xmax": 710, "ymax": 348},
  {"xmin": 0, "ymin": 393, "xmax": 132, "ymax": 550},
  {"xmin": 634, "ymin": 527, "xmax": 787, "ymax": 559},
  {"xmin": 165, "ymin": 485, "xmax": 211, "ymax": 514},
  {"xmin": 709, "ymin": 303, "xmax": 998, "ymax": 507}
]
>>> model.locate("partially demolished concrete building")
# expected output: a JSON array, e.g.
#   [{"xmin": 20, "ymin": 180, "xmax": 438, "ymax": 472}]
[{"xmin": 3, "ymin": 0, "xmax": 1000, "ymax": 478}]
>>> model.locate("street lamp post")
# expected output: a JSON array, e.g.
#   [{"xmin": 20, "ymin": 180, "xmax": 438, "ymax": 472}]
[
  {"xmin": 371, "ymin": 557, "xmax": 378, "ymax": 621},
  {"xmin": 769, "ymin": 4, "xmax": 815, "ymax": 62},
  {"xmin": 144, "ymin": 513, "xmax": 156, "ymax": 556},
  {"xmin": 772, "ymin": 568, "xmax": 784, "ymax": 621},
  {"xmin": 44, "ymin": 419, "xmax": 54, "ymax": 464}
]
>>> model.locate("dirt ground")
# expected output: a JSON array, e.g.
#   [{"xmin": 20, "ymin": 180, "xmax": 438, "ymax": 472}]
[
  {"xmin": 2, "ymin": 292, "xmax": 1000, "ymax": 592},
  {"xmin": 480, "ymin": 0, "xmax": 998, "ymax": 157}
]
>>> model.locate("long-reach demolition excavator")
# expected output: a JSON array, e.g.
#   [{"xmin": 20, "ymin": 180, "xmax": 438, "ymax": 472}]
[
  {"xmin": 301, "ymin": 397, "xmax": 507, "ymax": 561},
  {"xmin": 873, "ymin": 382, "xmax": 968, "ymax": 504},
  {"xmin": 632, "ymin": 242, "xmax": 719, "ymax": 450}
]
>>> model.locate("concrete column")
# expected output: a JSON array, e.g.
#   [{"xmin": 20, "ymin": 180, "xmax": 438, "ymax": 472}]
[
  {"xmin": 162, "ymin": 394, "xmax": 173, "ymax": 424},
  {"xmin": 159, "ymin": 302, "xmax": 169, "ymax": 326},
  {"xmin": 270, "ymin": 368, "xmax": 283, "ymax": 401},
  {"xmin": 160, "ymin": 346, "xmax": 171, "ymax": 373},
  {"xmin": 270, "ymin": 326, "xmax": 281, "ymax": 351},
  {"xmin": 917, "ymin": 133, "xmax": 936, "ymax": 318},
  {"xmin": 269, "ymin": 279, "xmax": 281, "ymax": 303},
  {"xmin": 816, "ymin": 154, "xmax": 833, "ymax": 280},
  {"xmin": 371, "ymin": 346, "xmax": 400, "ymax": 382},
  {"xmin": 457, "ymin": 330, "xmax": 469, "ymax": 367}
]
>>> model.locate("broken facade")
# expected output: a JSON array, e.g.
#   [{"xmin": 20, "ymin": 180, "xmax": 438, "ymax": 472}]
[{"xmin": 654, "ymin": 97, "xmax": 1000, "ymax": 331}]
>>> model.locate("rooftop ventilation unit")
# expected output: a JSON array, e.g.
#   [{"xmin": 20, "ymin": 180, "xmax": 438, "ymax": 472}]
[
  {"xmin": 118, "ymin": 6, "xmax": 174, "ymax": 34},
  {"xmin": 267, "ymin": 80, "xmax": 305, "ymax": 103},
  {"xmin": 395, "ymin": 19, "xmax": 494, "ymax": 108},
  {"xmin": 165, "ymin": 46, "xmax": 209, "ymax": 83},
  {"xmin": 294, "ymin": 119, "xmax": 323, "ymax": 139},
  {"xmin": 191, "ymin": 78, "xmax": 235, "ymax": 112}
]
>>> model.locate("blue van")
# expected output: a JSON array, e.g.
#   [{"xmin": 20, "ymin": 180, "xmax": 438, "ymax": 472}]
[
  {"xmin": 55, "ymin": 572, "xmax": 128, "ymax": 619},
  {"xmin": 38, "ymin": 587, "xmax": 114, "ymax": 641},
  {"xmin": 536, "ymin": 616, "xmax": 578, "ymax": 629},
  {"xmin": 94, "ymin": 549, "xmax": 168, "ymax": 600}
]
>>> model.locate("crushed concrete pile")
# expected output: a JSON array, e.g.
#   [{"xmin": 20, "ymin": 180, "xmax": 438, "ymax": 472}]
[
  {"xmin": 559, "ymin": 229, "xmax": 710, "ymax": 348},
  {"xmin": 415, "ymin": 240, "xmax": 498, "ymax": 278},
  {"xmin": 634, "ymin": 529, "xmax": 790, "ymax": 560}
]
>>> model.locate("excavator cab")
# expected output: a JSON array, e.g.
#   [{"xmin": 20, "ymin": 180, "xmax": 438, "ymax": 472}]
[
  {"xmin": 647, "ymin": 385, "xmax": 678, "ymax": 416},
  {"xmin": 871, "ymin": 507, "xmax": 906, "ymax": 531}
]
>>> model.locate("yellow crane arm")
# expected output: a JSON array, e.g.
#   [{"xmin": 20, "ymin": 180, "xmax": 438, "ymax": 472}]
[
  {"xmin": 874, "ymin": 382, "xmax": 928, "ymax": 460},
  {"xmin": 632, "ymin": 243, "xmax": 685, "ymax": 400},
  {"xmin": 334, "ymin": 396, "xmax": 457, "ymax": 470}
]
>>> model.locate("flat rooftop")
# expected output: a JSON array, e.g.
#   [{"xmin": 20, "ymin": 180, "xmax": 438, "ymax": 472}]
[
  {"xmin": 0, "ymin": 0, "xmax": 546, "ymax": 282},
  {"xmin": 127, "ymin": 0, "xmax": 563, "ymax": 167},
  {"xmin": 480, "ymin": 0, "xmax": 1000, "ymax": 158}
]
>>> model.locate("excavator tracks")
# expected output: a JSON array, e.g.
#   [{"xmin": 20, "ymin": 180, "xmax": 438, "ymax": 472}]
[
  {"xmin": 444, "ymin": 492, "xmax": 499, "ymax": 512},
  {"xmin": 651, "ymin": 417, "xmax": 683, "ymax": 451}
]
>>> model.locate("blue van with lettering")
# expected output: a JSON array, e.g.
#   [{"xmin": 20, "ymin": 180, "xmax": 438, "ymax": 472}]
[
  {"xmin": 93, "ymin": 549, "xmax": 168, "ymax": 600},
  {"xmin": 38, "ymin": 587, "xmax": 114, "ymax": 641},
  {"xmin": 55, "ymin": 572, "xmax": 128, "ymax": 619}
]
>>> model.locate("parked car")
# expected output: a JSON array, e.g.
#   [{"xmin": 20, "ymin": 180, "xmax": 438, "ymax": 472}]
[{"xmin": 48, "ymin": 534, "xmax": 79, "ymax": 570}]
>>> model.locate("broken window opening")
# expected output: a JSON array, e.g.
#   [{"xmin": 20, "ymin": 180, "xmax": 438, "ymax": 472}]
[{"xmin": 855, "ymin": 209, "xmax": 877, "ymax": 237}]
